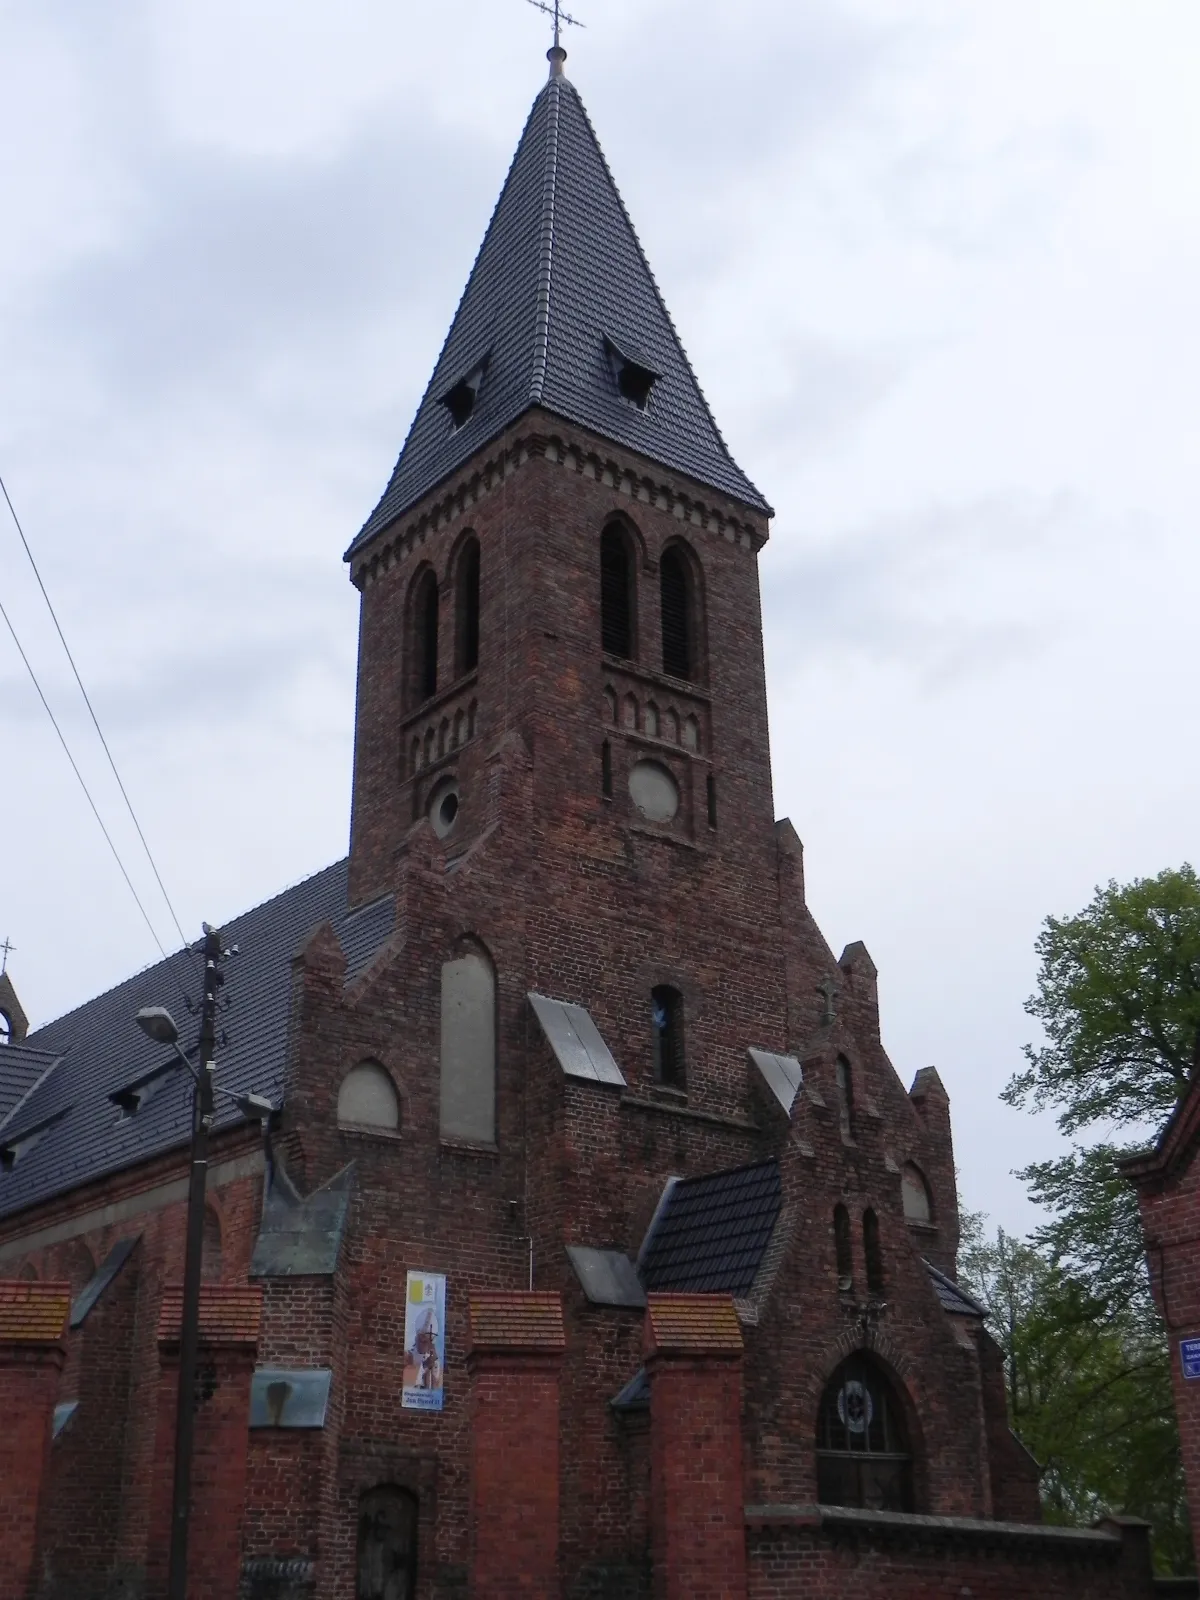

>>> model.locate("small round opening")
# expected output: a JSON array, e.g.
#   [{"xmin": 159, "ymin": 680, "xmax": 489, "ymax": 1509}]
[{"xmin": 429, "ymin": 779, "xmax": 461, "ymax": 839}]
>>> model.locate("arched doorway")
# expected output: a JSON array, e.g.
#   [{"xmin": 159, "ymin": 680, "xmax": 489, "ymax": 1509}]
[
  {"xmin": 816, "ymin": 1354, "xmax": 913, "ymax": 1512},
  {"xmin": 356, "ymin": 1486, "xmax": 418, "ymax": 1600}
]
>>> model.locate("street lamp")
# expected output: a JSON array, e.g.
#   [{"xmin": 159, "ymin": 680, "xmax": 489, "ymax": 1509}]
[{"xmin": 135, "ymin": 929, "xmax": 272, "ymax": 1600}]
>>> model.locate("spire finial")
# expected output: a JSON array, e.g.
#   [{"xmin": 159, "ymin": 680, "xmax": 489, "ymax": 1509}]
[
  {"xmin": 0, "ymin": 937, "xmax": 13, "ymax": 976},
  {"xmin": 525, "ymin": 0, "xmax": 585, "ymax": 75}
]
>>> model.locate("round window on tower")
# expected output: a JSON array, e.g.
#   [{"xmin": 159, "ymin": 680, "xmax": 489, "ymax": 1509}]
[{"xmin": 428, "ymin": 778, "xmax": 461, "ymax": 839}]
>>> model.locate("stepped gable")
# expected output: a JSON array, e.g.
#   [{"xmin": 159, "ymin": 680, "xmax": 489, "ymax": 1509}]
[
  {"xmin": 349, "ymin": 60, "xmax": 769, "ymax": 557},
  {"xmin": 0, "ymin": 860, "xmax": 394, "ymax": 1222}
]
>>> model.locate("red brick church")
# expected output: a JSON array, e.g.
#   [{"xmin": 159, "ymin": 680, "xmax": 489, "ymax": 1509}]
[{"xmin": 0, "ymin": 43, "xmax": 1185, "ymax": 1600}]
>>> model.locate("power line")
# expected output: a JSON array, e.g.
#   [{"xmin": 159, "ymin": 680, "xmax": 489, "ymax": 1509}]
[
  {"xmin": 0, "ymin": 471, "xmax": 190, "ymax": 950},
  {"xmin": 0, "ymin": 586, "xmax": 177, "ymax": 969}
]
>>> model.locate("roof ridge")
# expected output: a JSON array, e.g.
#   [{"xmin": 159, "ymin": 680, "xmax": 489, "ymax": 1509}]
[
  {"xmin": 558, "ymin": 80, "xmax": 770, "ymax": 512},
  {"xmin": 529, "ymin": 76, "xmax": 562, "ymax": 403},
  {"xmin": 25, "ymin": 857, "xmax": 348, "ymax": 1043}
]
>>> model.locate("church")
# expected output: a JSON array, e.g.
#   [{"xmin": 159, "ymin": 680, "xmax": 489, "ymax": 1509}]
[{"xmin": 0, "ymin": 43, "xmax": 1178, "ymax": 1600}]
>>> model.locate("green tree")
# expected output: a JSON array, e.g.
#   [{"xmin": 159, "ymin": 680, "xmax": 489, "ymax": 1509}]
[
  {"xmin": 959, "ymin": 1217, "xmax": 1189, "ymax": 1568},
  {"xmin": 992, "ymin": 865, "xmax": 1200, "ymax": 1570}
]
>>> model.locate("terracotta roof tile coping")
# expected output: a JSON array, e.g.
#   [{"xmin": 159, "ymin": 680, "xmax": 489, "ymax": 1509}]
[
  {"xmin": 645, "ymin": 1292, "xmax": 744, "ymax": 1356},
  {"xmin": 157, "ymin": 1283, "xmax": 264, "ymax": 1347},
  {"xmin": 467, "ymin": 1291, "xmax": 566, "ymax": 1354},
  {"xmin": 0, "ymin": 1280, "xmax": 71, "ymax": 1344}
]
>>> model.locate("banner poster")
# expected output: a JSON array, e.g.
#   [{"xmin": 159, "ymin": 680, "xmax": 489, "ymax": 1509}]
[{"xmin": 402, "ymin": 1271, "xmax": 447, "ymax": 1411}]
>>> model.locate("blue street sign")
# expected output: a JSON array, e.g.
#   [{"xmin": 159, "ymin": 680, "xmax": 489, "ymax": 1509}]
[{"xmin": 1180, "ymin": 1338, "xmax": 1200, "ymax": 1380}]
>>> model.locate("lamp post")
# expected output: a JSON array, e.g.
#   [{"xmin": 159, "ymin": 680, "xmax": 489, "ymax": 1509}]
[{"xmin": 135, "ymin": 927, "xmax": 270, "ymax": 1600}]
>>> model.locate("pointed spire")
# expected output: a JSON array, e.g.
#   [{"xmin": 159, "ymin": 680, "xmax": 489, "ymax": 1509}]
[{"xmin": 348, "ymin": 70, "xmax": 769, "ymax": 558}]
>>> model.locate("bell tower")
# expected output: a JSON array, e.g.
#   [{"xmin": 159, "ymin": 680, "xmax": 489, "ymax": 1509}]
[{"xmin": 346, "ymin": 46, "xmax": 774, "ymax": 893}]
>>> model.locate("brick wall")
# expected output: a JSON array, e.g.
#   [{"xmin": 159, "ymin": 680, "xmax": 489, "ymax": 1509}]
[{"xmin": 0, "ymin": 1282, "xmax": 69, "ymax": 1600}]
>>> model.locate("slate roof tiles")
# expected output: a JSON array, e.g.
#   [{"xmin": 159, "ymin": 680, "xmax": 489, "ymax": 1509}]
[
  {"xmin": 638, "ymin": 1161, "xmax": 782, "ymax": 1297},
  {"xmin": 0, "ymin": 859, "xmax": 394, "ymax": 1222},
  {"xmin": 349, "ymin": 65, "xmax": 769, "ymax": 557}
]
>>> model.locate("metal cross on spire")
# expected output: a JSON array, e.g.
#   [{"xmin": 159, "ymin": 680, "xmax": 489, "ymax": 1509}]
[
  {"xmin": 0, "ymin": 936, "xmax": 13, "ymax": 975},
  {"xmin": 526, "ymin": 0, "xmax": 586, "ymax": 52}
]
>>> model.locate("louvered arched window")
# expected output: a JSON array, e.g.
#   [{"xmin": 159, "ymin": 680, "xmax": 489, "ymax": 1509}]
[
  {"xmin": 455, "ymin": 537, "xmax": 480, "ymax": 676},
  {"xmin": 660, "ymin": 545, "xmax": 694, "ymax": 680},
  {"xmin": 601, "ymin": 525, "xmax": 635, "ymax": 659},
  {"xmin": 410, "ymin": 568, "xmax": 439, "ymax": 705}
]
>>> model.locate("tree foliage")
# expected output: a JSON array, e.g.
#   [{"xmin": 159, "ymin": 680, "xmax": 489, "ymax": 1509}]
[
  {"xmin": 1004, "ymin": 864, "xmax": 1200, "ymax": 1136},
  {"xmin": 979, "ymin": 867, "xmax": 1200, "ymax": 1571},
  {"xmin": 959, "ymin": 1217, "xmax": 1190, "ymax": 1570}
]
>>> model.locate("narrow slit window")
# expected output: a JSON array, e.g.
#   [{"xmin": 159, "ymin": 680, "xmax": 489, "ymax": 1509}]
[
  {"xmin": 863, "ymin": 1209, "xmax": 884, "ymax": 1296},
  {"xmin": 600, "ymin": 526, "xmax": 634, "ymax": 659},
  {"xmin": 834, "ymin": 1204, "xmax": 854, "ymax": 1292},
  {"xmin": 660, "ymin": 547, "xmax": 692, "ymax": 680},
  {"xmin": 651, "ymin": 984, "xmax": 685, "ymax": 1089},
  {"xmin": 456, "ymin": 538, "xmax": 481, "ymax": 675},
  {"xmin": 836, "ymin": 1055, "xmax": 855, "ymax": 1141}
]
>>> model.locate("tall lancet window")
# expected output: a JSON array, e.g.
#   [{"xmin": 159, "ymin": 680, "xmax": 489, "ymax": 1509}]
[
  {"xmin": 411, "ymin": 569, "xmax": 439, "ymax": 705},
  {"xmin": 601, "ymin": 525, "xmax": 635, "ymax": 659},
  {"xmin": 455, "ymin": 537, "xmax": 481, "ymax": 676},
  {"xmin": 660, "ymin": 545, "xmax": 694, "ymax": 681}
]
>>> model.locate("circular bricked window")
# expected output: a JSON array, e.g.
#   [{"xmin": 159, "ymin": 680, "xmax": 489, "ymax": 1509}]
[{"xmin": 628, "ymin": 760, "xmax": 678, "ymax": 822}]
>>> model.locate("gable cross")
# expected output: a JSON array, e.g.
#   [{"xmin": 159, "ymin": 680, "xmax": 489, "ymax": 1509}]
[
  {"xmin": 0, "ymin": 937, "xmax": 13, "ymax": 975},
  {"xmin": 526, "ymin": 0, "xmax": 586, "ymax": 50},
  {"xmin": 816, "ymin": 974, "xmax": 839, "ymax": 1026}
]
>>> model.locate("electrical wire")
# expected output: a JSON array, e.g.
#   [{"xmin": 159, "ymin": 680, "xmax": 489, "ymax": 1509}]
[
  {"xmin": 0, "ymin": 587, "xmax": 177, "ymax": 968},
  {"xmin": 0, "ymin": 471, "xmax": 190, "ymax": 951}
]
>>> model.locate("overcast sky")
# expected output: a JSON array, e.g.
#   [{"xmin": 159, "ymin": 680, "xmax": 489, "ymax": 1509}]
[{"xmin": 2, "ymin": 0, "xmax": 1197, "ymax": 1236}]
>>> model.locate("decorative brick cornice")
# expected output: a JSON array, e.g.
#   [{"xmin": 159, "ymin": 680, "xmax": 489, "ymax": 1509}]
[
  {"xmin": 0, "ymin": 1280, "xmax": 70, "ymax": 1344},
  {"xmin": 157, "ymin": 1283, "xmax": 263, "ymax": 1349},
  {"xmin": 467, "ymin": 1290, "xmax": 565, "ymax": 1356},
  {"xmin": 644, "ymin": 1293, "xmax": 743, "ymax": 1357},
  {"xmin": 349, "ymin": 417, "xmax": 768, "ymax": 589}
]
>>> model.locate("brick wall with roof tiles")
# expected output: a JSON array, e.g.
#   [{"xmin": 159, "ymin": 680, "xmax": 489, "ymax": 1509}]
[
  {"xmin": 36, "ymin": 1240, "xmax": 141, "ymax": 1599},
  {"xmin": 0, "ymin": 1283, "xmax": 68, "ymax": 1600}
]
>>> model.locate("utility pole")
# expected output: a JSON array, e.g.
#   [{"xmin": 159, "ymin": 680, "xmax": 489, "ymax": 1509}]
[{"xmin": 167, "ymin": 923, "xmax": 223, "ymax": 1600}]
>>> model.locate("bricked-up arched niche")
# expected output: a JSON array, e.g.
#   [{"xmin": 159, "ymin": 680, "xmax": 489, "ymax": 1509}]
[
  {"xmin": 453, "ymin": 534, "xmax": 480, "ymax": 676},
  {"xmin": 339, "ymin": 1060, "xmax": 401, "ymax": 1132},
  {"xmin": 440, "ymin": 946, "xmax": 496, "ymax": 1144},
  {"xmin": 901, "ymin": 1162, "xmax": 933, "ymax": 1224},
  {"xmin": 18, "ymin": 1260, "xmax": 37, "ymax": 1281},
  {"xmin": 651, "ymin": 984, "xmax": 685, "ymax": 1089},
  {"xmin": 833, "ymin": 1205, "xmax": 853, "ymax": 1293},
  {"xmin": 408, "ymin": 566, "xmax": 439, "ymax": 706},
  {"xmin": 600, "ymin": 522, "xmax": 637, "ymax": 660},
  {"xmin": 356, "ymin": 1485, "xmax": 418, "ymax": 1600},
  {"xmin": 863, "ymin": 1208, "xmax": 884, "ymax": 1296},
  {"xmin": 202, "ymin": 1205, "xmax": 223, "ymax": 1281},
  {"xmin": 55, "ymin": 1237, "xmax": 95, "ymax": 1298},
  {"xmin": 659, "ymin": 541, "xmax": 703, "ymax": 682},
  {"xmin": 817, "ymin": 1355, "xmax": 913, "ymax": 1512}
]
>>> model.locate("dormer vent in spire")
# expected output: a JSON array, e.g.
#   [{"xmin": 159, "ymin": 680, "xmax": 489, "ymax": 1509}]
[
  {"xmin": 605, "ymin": 336, "xmax": 657, "ymax": 411},
  {"xmin": 441, "ymin": 358, "xmax": 488, "ymax": 432}
]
